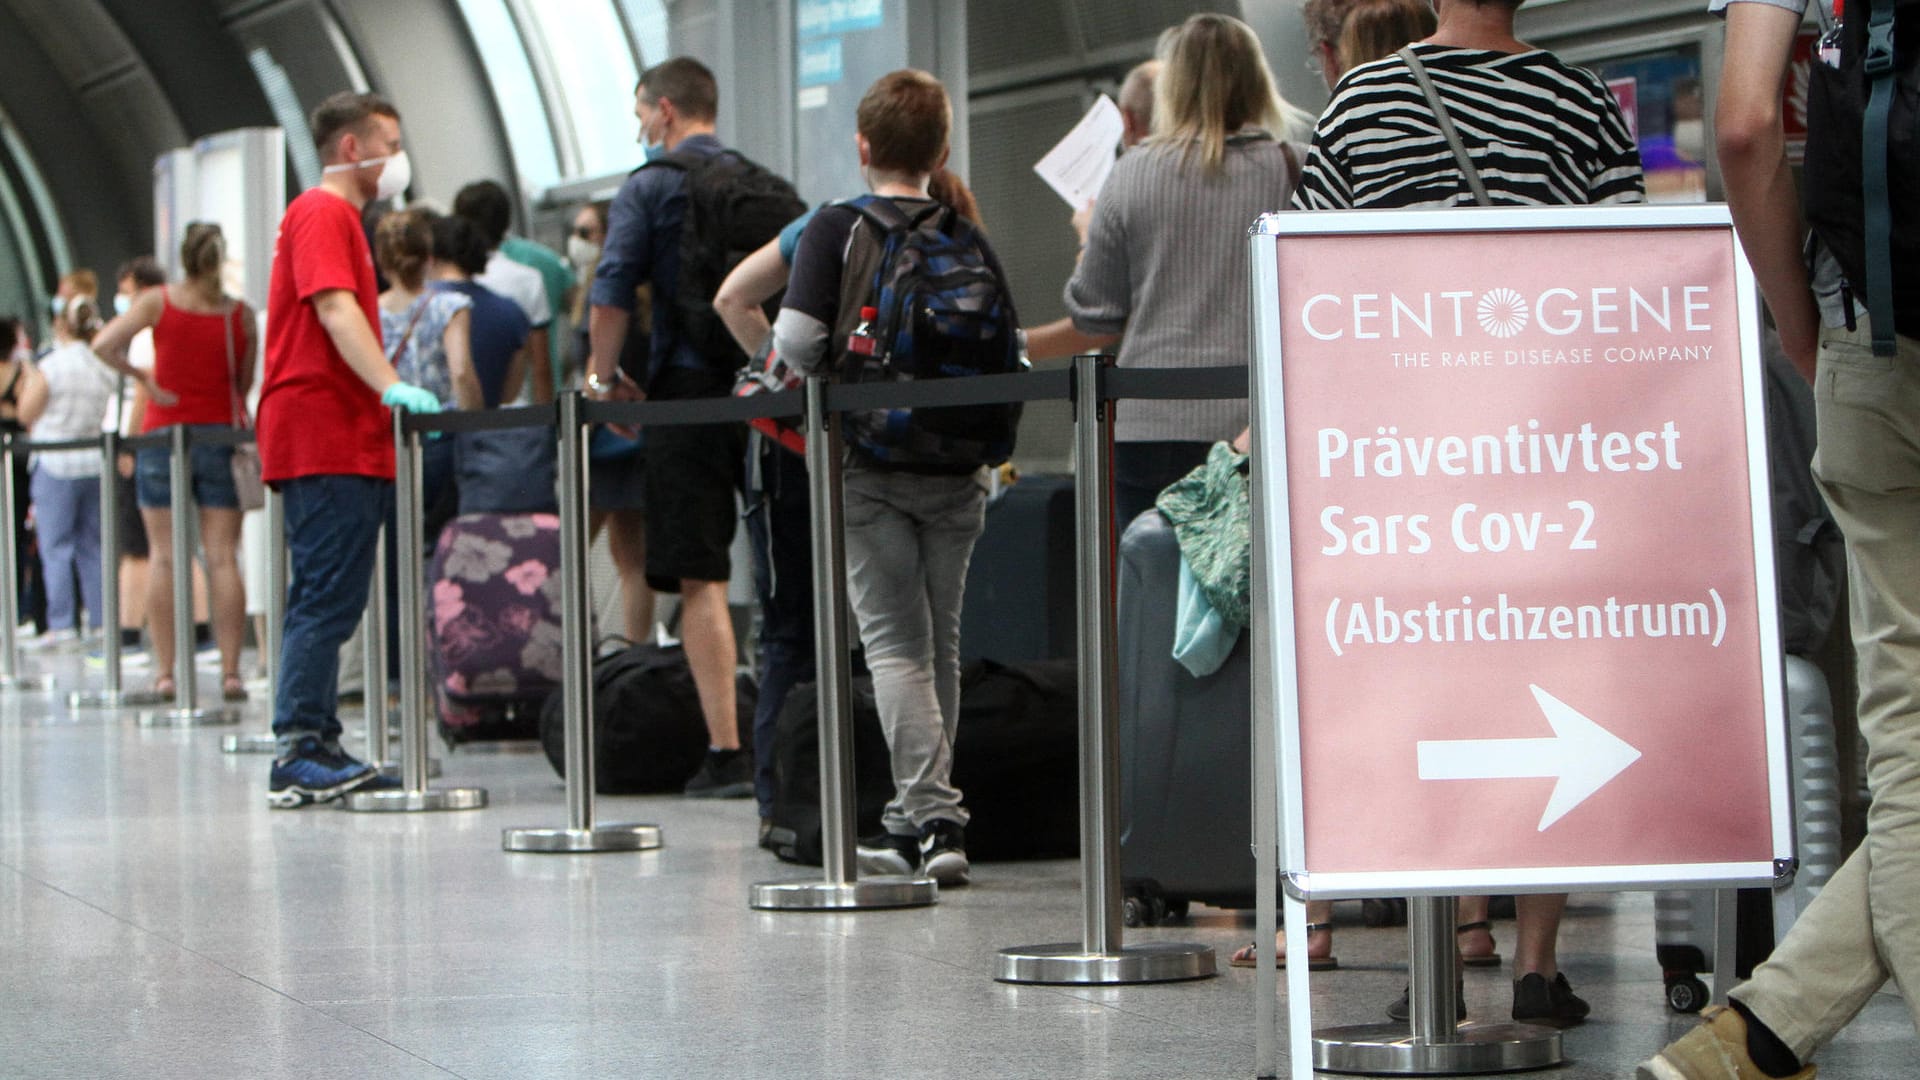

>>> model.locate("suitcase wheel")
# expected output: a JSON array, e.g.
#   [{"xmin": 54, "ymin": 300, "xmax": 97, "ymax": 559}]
[
  {"xmin": 1122, "ymin": 894, "xmax": 1168, "ymax": 928},
  {"xmin": 1664, "ymin": 975, "xmax": 1711, "ymax": 1014},
  {"xmin": 1164, "ymin": 899, "xmax": 1190, "ymax": 923}
]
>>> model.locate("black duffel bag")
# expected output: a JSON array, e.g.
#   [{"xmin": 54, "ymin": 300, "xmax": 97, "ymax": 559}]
[
  {"xmin": 540, "ymin": 641, "xmax": 755, "ymax": 794},
  {"xmin": 767, "ymin": 658, "xmax": 1080, "ymax": 865}
]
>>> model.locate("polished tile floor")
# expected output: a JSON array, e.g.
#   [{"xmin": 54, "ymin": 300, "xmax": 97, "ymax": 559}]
[{"xmin": 1, "ymin": 649, "xmax": 1912, "ymax": 1080}]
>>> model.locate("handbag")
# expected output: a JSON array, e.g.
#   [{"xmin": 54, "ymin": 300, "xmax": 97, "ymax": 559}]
[{"xmin": 223, "ymin": 305, "xmax": 266, "ymax": 512}]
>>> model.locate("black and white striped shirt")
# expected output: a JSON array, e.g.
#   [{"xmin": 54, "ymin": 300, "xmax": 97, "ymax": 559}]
[{"xmin": 1293, "ymin": 45, "xmax": 1645, "ymax": 210}]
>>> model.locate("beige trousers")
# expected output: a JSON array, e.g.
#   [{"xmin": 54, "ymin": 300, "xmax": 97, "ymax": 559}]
[{"xmin": 1733, "ymin": 320, "xmax": 1920, "ymax": 1058}]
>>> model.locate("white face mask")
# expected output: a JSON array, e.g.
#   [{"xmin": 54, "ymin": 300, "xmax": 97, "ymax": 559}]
[
  {"xmin": 566, "ymin": 235, "xmax": 602, "ymax": 272},
  {"xmin": 324, "ymin": 149, "xmax": 411, "ymax": 201},
  {"xmin": 114, "ymin": 293, "xmax": 132, "ymax": 316}
]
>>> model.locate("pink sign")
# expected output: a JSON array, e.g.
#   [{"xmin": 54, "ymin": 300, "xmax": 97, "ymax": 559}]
[{"xmin": 1268, "ymin": 222, "xmax": 1778, "ymax": 886}]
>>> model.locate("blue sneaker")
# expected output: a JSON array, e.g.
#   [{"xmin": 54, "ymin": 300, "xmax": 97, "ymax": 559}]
[{"xmin": 268, "ymin": 736, "xmax": 378, "ymax": 809}]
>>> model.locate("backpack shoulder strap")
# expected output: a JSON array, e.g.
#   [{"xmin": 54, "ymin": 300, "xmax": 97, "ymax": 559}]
[
  {"xmin": 1399, "ymin": 46, "xmax": 1493, "ymax": 208},
  {"xmin": 1861, "ymin": 0, "xmax": 1901, "ymax": 356}
]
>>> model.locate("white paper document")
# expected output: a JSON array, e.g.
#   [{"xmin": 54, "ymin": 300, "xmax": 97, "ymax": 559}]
[{"xmin": 1032, "ymin": 95, "xmax": 1125, "ymax": 209}]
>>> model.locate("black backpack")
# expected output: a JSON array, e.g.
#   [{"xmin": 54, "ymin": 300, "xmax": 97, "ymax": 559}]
[
  {"xmin": 831, "ymin": 195, "xmax": 1024, "ymax": 468},
  {"xmin": 646, "ymin": 148, "xmax": 806, "ymax": 377},
  {"xmin": 538, "ymin": 641, "xmax": 754, "ymax": 794},
  {"xmin": 1803, "ymin": 0, "xmax": 1920, "ymax": 352}
]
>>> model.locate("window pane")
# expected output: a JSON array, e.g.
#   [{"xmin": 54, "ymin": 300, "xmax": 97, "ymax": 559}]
[
  {"xmin": 522, "ymin": 0, "xmax": 644, "ymax": 178},
  {"xmin": 453, "ymin": 0, "xmax": 561, "ymax": 190},
  {"xmin": 618, "ymin": 0, "xmax": 671, "ymax": 67}
]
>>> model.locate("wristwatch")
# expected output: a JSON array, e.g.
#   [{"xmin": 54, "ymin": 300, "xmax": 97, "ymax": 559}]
[{"xmin": 585, "ymin": 371, "xmax": 611, "ymax": 396}]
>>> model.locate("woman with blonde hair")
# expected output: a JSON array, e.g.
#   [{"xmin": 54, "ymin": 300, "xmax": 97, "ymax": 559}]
[
  {"xmin": 20, "ymin": 288, "xmax": 115, "ymax": 644},
  {"xmin": 1303, "ymin": 0, "xmax": 1439, "ymax": 89},
  {"xmin": 1028, "ymin": 12, "xmax": 1306, "ymax": 526},
  {"xmin": 94, "ymin": 222, "xmax": 255, "ymax": 701}
]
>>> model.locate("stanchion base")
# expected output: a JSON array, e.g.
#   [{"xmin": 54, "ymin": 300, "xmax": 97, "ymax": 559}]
[
  {"xmin": 341, "ymin": 786, "xmax": 487, "ymax": 813},
  {"xmin": 749, "ymin": 876, "xmax": 938, "ymax": 911},
  {"xmin": 0, "ymin": 674, "xmax": 54, "ymax": 692},
  {"xmin": 138, "ymin": 706, "xmax": 242, "ymax": 727},
  {"xmin": 1312, "ymin": 1022, "xmax": 1562, "ymax": 1075},
  {"xmin": 995, "ymin": 942, "xmax": 1217, "ymax": 985},
  {"xmin": 220, "ymin": 732, "xmax": 279, "ymax": 754},
  {"xmin": 375, "ymin": 759, "xmax": 441, "ymax": 780},
  {"xmin": 501, "ymin": 824, "xmax": 663, "ymax": 853},
  {"xmin": 70, "ymin": 688, "xmax": 167, "ymax": 709}
]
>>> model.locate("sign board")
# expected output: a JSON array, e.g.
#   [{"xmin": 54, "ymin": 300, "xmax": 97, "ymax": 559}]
[{"xmin": 1249, "ymin": 207, "xmax": 1792, "ymax": 897}]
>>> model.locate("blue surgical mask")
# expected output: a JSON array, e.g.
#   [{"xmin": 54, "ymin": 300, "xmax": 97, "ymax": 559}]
[
  {"xmin": 640, "ymin": 140, "xmax": 666, "ymax": 164},
  {"xmin": 48, "ymin": 295, "xmax": 64, "ymax": 317},
  {"xmin": 114, "ymin": 294, "xmax": 131, "ymax": 316}
]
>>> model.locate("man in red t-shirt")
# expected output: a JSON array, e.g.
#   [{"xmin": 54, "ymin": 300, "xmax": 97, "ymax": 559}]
[{"xmin": 260, "ymin": 91, "xmax": 442, "ymax": 808}]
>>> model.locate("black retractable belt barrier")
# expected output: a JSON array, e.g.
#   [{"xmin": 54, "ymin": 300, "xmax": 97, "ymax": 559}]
[
  {"xmin": 345, "ymin": 410, "xmax": 485, "ymax": 812},
  {"xmin": 0, "ymin": 433, "xmax": 52, "ymax": 691},
  {"xmin": 498, "ymin": 394, "xmax": 653, "ymax": 849},
  {"xmin": 72, "ymin": 431, "xmax": 165, "ymax": 709},
  {"xmin": 139, "ymin": 424, "xmax": 239, "ymax": 726}
]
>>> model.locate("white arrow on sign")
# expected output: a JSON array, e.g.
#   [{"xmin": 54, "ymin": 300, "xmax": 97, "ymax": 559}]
[{"xmin": 1416, "ymin": 684, "xmax": 1643, "ymax": 832}]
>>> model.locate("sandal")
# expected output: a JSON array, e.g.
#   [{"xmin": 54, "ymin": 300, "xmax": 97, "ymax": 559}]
[
  {"xmin": 1458, "ymin": 920, "xmax": 1502, "ymax": 968},
  {"xmin": 222, "ymin": 674, "xmax": 248, "ymax": 703},
  {"xmin": 1229, "ymin": 922, "xmax": 1339, "ymax": 970},
  {"xmin": 152, "ymin": 676, "xmax": 176, "ymax": 702}
]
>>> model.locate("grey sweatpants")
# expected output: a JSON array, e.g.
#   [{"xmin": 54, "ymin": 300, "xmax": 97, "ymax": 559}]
[{"xmin": 841, "ymin": 464, "xmax": 987, "ymax": 836}]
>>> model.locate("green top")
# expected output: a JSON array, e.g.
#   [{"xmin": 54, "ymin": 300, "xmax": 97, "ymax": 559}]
[{"xmin": 501, "ymin": 235, "xmax": 576, "ymax": 385}]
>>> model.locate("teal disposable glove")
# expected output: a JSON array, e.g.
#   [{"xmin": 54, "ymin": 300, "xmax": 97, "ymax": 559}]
[{"xmin": 381, "ymin": 382, "xmax": 441, "ymax": 414}]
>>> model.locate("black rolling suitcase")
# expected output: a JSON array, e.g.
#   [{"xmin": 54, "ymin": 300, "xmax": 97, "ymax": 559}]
[
  {"xmin": 959, "ymin": 475, "xmax": 1075, "ymax": 665},
  {"xmin": 1115, "ymin": 510, "xmax": 1255, "ymax": 923}
]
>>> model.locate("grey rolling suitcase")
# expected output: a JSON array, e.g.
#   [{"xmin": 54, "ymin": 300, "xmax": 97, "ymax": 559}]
[
  {"xmin": 1655, "ymin": 654, "xmax": 1842, "ymax": 1011},
  {"xmin": 1115, "ymin": 510, "xmax": 1255, "ymax": 924}
]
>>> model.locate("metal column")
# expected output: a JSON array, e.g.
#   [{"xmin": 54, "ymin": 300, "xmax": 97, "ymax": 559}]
[
  {"xmin": 345, "ymin": 411, "xmax": 484, "ymax": 813},
  {"xmin": 501, "ymin": 392, "xmax": 655, "ymax": 849},
  {"xmin": 996, "ymin": 355, "xmax": 1214, "ymax": 984},
  {"xmin": 140, "ymin": 425, "xmax": 237, "ymax": 726},
  {"xmin": 1312, "ymin": 895, "xmax": 1562, "ymax": 1074},
  {"xmin": 72, "ymin": 432, "xmax": 159, "ymax": 708},
  {"xmin": 749, "ymin": 375, "xmax": 936, "ymax": 910}
]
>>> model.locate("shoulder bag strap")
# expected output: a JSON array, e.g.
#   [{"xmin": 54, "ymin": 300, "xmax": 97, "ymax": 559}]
[
  {"xmin": 223, "ymin": 303, "xmax": 246, "ymax": 428},
  {"xmin": 386, "ymin": 295, "xmax": 431, "ymax": 365},
  {"xmin": 1398, "ymin": 47, "xmax": 1493, "ymax": 208},
  {"xmin": 1861, "ymin": 0, "xmax": 1900, "ymax": 356}
]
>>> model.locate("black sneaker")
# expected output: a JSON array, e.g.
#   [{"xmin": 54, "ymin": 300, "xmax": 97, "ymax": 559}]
[
  {"xmin": 1512, "ymin": 972, "xmax": 1590, "ymax": 1028},
  {"xmin": 857, "ymin": 831, "xmax": 920, "ymax": 876},
  {"xmin": 919, "ymin": 819, "xmax": 970, "ymax": 886},
  {"xmin": 1385, "ymin": 980, "xmax": 1467, "ymax": 1023},
  {"xmin": 683, "ymin": 748, "xmax": 753, "ymax": 798},
  {"xmin": 268, "ymin": 736, "xmax": 378, "ymax": 808}
]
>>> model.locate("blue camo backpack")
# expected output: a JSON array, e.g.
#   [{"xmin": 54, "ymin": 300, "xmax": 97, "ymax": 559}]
[{"xmin": 833, "ymin": 194, "xmax": 1023, "ymax": 467}]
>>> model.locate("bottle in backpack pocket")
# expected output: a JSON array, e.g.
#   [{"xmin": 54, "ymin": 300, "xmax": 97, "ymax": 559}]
[{"xmin": 847, "ymin": 306, "xmax": 881, "ymax": 357}]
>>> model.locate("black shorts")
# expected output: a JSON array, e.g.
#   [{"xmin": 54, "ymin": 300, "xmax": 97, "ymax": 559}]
[
  {"xmin": 589, "ymin": 450, "xmax": 647, "ymax": 514},
  {"xmin": 643, "ymin": 370, "xmax": 743, "ymax": 592}
]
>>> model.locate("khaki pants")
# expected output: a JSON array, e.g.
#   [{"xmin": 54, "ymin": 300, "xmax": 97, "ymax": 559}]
[{"xmin": 1733, "ymin": 321, "xmax": 1920, "ymax": 1057}]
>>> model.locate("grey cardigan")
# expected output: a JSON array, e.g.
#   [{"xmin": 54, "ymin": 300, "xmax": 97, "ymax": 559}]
[{"xmin": 1064, "ymin": 134, "xmax": 1299, "ymax": 444}]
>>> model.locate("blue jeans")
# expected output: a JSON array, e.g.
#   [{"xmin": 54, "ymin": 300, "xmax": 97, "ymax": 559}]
[
  {"xmin": 29, "ymin": 470, "xmax": 101, "ymax": 631},
  {"xmin": 275, "ymin": 474, "xmax": 389, "ymax": 747},
  {"xmin": 745, "ymin": 441, "xmax": 815, "ymax": 818},
  {"xmin": 135, "ymin": 426, "xmax": 240, "ymax": 509}
]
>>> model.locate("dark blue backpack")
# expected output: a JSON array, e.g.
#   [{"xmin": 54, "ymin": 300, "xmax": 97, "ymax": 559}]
[{"xmin": 833, "ymin": 195, "xmax": 1022, "ymax": 468}]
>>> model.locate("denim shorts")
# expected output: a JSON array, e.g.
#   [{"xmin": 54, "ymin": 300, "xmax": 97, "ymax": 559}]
[{"xmin": 135, "ymin": 426, "xmax": 239, "ymax": 510}]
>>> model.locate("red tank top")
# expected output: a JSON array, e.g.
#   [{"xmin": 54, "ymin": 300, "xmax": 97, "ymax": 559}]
[{"xmin": 145, "ymin": 290, "xmax": 247, "ymax": 432}]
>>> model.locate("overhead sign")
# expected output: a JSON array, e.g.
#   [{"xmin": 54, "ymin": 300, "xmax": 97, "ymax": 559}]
[{"xmin": 1250, "ymin": 207, "xmax": 1791, "ymax": 897}]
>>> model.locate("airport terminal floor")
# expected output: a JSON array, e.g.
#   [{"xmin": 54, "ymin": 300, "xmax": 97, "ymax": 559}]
[{"xmin": 0, "ymin": 649, "xmax": 1911, "ymax": 1079}]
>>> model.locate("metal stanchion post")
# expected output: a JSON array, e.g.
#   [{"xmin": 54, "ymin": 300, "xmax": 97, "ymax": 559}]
[
  {"xmin": 73, "ymin": 433, "xmax": 156, "ymax": 708},
  {"xmin": 139, "ymin": 425, "xmax": 237, "ymax": 726},
  {"xmin": 0, "ymin": 433, "xmax": 50, "ymax": 692},
  {"xmin": 1311, "ymin": 895, "xmax": 1562, "ymax": 1073},
  {"xmin": 223, "ymin": 484, "xmax": 282, "ymax": 752},
  {"xmin": 345, "ymin": 411, "xmax": 483, "ymax": 812},
  {"xmin": 361, "ymin": 528, "xmax": 396, "ymax": 772},
  {"xmin": 750, "ymin": 375, "xmax": 936, "ymax": 910},
  {"xmin": 997, "ymin": 355, "xmax": 1214, "ymax": 984},
  {"xmin": 502, "ymin": 393, "xmax": 655, "ymax": 850}
]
